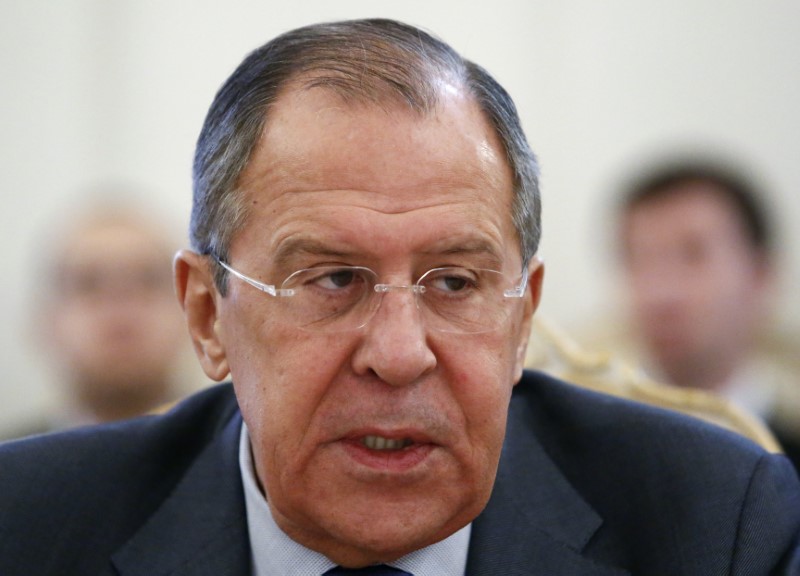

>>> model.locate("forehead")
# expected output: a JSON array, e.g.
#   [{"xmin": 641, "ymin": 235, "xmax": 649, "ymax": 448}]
[
  {"xmin": 58, "ymin": 218, "xmax": 172, "ymax": 270},
  {"xmin": 232, "ymin": 85, "xmax": 517, "ymax": 259},
  {"xmin": 624, "ymin": 184, "xmax": 747, "ymax": 244}
]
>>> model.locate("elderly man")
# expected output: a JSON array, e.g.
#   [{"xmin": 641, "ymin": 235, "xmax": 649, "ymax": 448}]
[{"xmin": 1, "ymin": 19, "xmax": 799, "ymax": 576}]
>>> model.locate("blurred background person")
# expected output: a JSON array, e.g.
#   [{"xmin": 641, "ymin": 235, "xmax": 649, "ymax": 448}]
[
  {"xmin": 614, "ymin": 158, "xmax": 800, "ymax": 468},
  {"xmin": 1, "ymin": 197, "xmax": 199, "ymax": 439}
]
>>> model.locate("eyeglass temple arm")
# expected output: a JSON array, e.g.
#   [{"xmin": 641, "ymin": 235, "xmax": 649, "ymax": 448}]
[
  {"xmin": 214, "ymin": 258, "xmax": 280, "ymax": 297},
  {"xmin": 503, "ymin": 268, "xmax": 529, "ymax": 298}
]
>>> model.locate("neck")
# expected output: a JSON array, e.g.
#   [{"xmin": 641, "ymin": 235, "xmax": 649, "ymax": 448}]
[
  {"xmin": 74, "ymin": 379, "xmax": 174, "ymax": 423},
  {"xmin": 662, "ymin": 357, "xmax": 739, "ymax": 393}
]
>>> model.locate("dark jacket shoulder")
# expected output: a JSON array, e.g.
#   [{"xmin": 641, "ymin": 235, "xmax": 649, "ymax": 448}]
[
  {"xmin": 0, "ymin": 383, "xmax": 240, "ymax": 576},
  {"xmin": 499, "ymin": 370, "xmax": 800, "ymax": 573}
]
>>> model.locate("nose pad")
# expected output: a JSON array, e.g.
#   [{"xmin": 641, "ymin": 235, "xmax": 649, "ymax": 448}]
[
  {"xmin": 369, "ymin": 284, "xmax": 428, "ymax": 336},
  {"xmin": 373, "ymin": 283, "xmax": 424, "ymax": 296},
  {"xmin": 350, "ymin": 283, "xmax": 417, "ymax": 330},
  {"xmin": 367, "ymin": 283, "xmax": 426, "ymax": 327},
  {"xmin": 351, "ymin": 286, "xmax": 436, "ymax": 386}
]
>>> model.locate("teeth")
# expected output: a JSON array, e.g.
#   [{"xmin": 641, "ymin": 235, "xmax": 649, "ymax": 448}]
[{"xmin": 362, "ymin": 435, "xmax": 412, "ymax": 450}]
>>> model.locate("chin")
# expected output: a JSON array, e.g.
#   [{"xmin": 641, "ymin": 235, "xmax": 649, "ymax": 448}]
[
  {"xmin": 291, "ymin": 489, "xmax": 481, "ymax": 566},
  {"xmin": 322, "ymin": 516, "xmax": 455, "ymax": 566}
]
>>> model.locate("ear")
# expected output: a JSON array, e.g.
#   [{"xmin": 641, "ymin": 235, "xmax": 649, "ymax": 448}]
[
  {"xmin": 512, "ymin": 257, "xmax": 545, "ymax": 383},
  {"xmin": 174, "ymin": 249, "xmax": 230, "ymax": 381}
]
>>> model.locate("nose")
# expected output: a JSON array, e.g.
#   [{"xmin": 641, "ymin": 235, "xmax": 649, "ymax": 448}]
[
  {"xmin": 351, "ymin": 287, "xmax": 437, "ymax": 386},
  {"xmin": 633, "ymin": 267, "xmax": 685, "ymax": 308}
]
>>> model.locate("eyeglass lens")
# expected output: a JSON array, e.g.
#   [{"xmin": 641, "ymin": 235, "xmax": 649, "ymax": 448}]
[{"xmin": 279, "ymin": 266, "xmax": 516, "ymax": 334}]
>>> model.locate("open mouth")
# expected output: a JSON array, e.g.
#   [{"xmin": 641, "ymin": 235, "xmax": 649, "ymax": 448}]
[
  {"xmin": 342, "ymin": 431, "xmax": 436, "ymax": 472},
  {"xmin": 361, "ymin": 435, "xmax": 414, "ymax": 450}
]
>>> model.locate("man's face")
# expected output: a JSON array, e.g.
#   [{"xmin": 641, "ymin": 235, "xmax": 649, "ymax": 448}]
[
  {"xmin": 194, "ymin": 86, "xmax": 541, "ymax": 564},
  {"xmin": 621, "ymin": 184, "xmax": 768, "ymax": 387},
  {"xmin": 48, "ymin": 219, "xmax": 185, "ymax": 405}
]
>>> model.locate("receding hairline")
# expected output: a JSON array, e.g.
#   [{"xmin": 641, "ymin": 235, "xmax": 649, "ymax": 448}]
[
  {"xmin": 230, "ymin": 74, "xmax": 516, "ymax": 220},
  {"xmin": 277, "ymin": 67, "xmax": 467, "ymax": 111},
  {"xmin": 220, "ymin": 59, "xmax": 473, "ymax": 226}
]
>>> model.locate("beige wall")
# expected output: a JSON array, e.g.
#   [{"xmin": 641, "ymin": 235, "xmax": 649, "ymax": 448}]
[{"xmin": 2, "ymin": 0, "xmax": 799, "ymax": 429}]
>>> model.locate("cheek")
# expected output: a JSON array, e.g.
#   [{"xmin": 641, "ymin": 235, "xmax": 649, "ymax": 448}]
[
  {"xmin": 57, "ymin": 304, "xmax": 95, "ymax": 333},
  {"xmin": 447, "ymin": 364, "xmax": 514, "ymax": 519},
  {"xmin": 443, "ymin": 332, "xmax": 517, "ymax": 448},
  {"xmin": 228, "ymin": 318, "xmax": 353, "ymax": 475},
  {"xmin": 463, "ymin": 366, "xmax": 514, "ymax": 442},
  {"xmin": 232, "ymin": 333, "xmax": 324, "ymax": 431},
  {"xmin": 456, "ymin": 320, "xmax": 523, "ymax": 375},
  {"xmin": 51, "ymin": 307, "xmax": 102, "ymax": 357}
]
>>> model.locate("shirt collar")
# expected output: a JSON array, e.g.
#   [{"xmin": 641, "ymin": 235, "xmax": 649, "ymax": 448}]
[
  {"xmin": 722, "ymin": 360, "xmax": 776, "ymax": 420},
  {"xmin": 239, "ymin": 423, "xmax": 471, "ymax": 576}
]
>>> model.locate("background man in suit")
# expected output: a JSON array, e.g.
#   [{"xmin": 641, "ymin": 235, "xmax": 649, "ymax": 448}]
[
  {"xmin": 1, "ymin": 19, "xmax": 799, "ymax": 575},
  {"xmin": 615, "ymin": 160, "xmax": 800, "ymax": 469},
  {"xmin": 0, "ymin": 199, "xmax": 192, "ymax": 440}
]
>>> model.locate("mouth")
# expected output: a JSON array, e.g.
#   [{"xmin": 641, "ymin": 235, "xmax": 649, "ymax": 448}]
[
  {"xmin": 361, "ymin": 435, "xmax": 414, "ymax": 451},
  {"xmin": 340, "ymin": 430, "xmax": 436, "ymax": 472}
]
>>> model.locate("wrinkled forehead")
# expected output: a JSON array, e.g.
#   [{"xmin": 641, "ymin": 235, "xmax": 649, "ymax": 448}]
[
  {"xmin": 242, "ymin": 82, "xmax": 513, "ymax": 199},
  {"xmin": 238, "ymin": 87, "xmax": 513, "ymax": 223},
  {"xmin": 230, "ymin": 84, "xmax": 519, "ymax": 262},
  {"xmin": 265, "ymin": 69, "xmax": 493, "ymax": 142}
]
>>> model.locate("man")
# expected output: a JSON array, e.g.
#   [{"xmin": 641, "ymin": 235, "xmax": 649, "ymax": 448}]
[
  {"xmin": 616, "ymin": 161, "xmax": 800, "ymax": 468},
  {"xmin": 1, "ymin": 200, "xmax": 192, "ymax": 439},
  {"xmin": 1, "ymin": 19, "xmax": 799, "ymax": 575}
]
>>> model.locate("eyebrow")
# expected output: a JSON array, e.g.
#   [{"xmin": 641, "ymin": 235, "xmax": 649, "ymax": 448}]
[
  {"xmin": 271, "ymin": 237, "xmax": 357, "ymax": 270},
  {"xmin": 422, "ymin": 238, "xmax": 505, "ymax": 266},
  {"xmin": 271, "ymin": 235, "xmax": 507, "ymax": 270}
]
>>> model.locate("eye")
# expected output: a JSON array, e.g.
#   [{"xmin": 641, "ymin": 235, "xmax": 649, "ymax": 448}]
[
  {"xmin": 325, "ymin": 269, "xmax": 356, "ymax": 288},
  {"xmin": 442, "ymin": 276, "xmax": 469, "ymax": 292},
  {"xmin": 424, "ymin": 268, "xmax": 478, "ymax": 294},
  {"xmin": 304, "ymin": 267, "xmax": 369, "ymax": 292},
  {"xmin": 64, "ymin": 270, "xmax": 104, "ymax": 297}
]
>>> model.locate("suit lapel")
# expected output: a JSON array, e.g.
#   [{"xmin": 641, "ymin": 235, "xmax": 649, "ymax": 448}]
[
  {"xmin": 465, "ymin": 393, "xmax": 629, "ymax": 576},
  {"xmin": 111, "ymin": 413, "xmax": 250, "ymax": 576}
]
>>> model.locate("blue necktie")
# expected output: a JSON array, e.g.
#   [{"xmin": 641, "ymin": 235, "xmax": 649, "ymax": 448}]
[{"xmin": 323, "ymin": 565, "xmax": 412, "ymax": 576}]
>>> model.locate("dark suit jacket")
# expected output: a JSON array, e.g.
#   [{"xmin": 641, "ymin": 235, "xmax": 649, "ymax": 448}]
[
  {"xmin": 1, "ymin": 370, "xmax": 799, "ymax": 575},
  {"xmin": 773, "ymin": 426, "xmax": 800, "ymax": 476}
]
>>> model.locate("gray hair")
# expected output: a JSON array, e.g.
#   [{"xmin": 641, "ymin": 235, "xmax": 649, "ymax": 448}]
[{"xmin": 191, "ymin": 18, "xmax": 541, "ymax": 291}]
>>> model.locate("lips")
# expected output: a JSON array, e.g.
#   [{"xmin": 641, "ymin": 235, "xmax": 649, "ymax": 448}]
[{"xmin": 340, "ymin": 429, "xmax": 437, "ymax": 472}]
